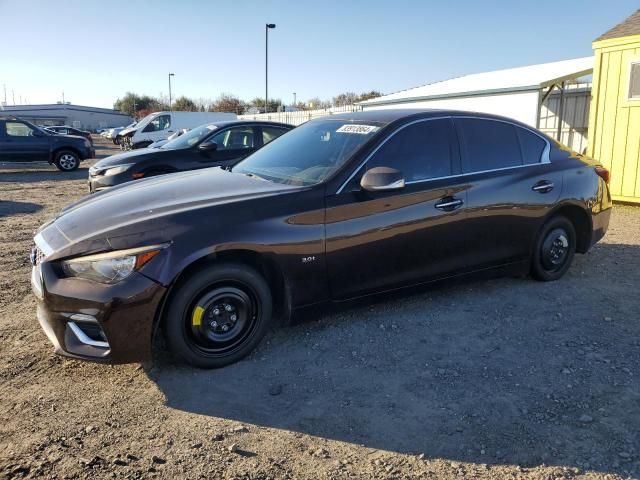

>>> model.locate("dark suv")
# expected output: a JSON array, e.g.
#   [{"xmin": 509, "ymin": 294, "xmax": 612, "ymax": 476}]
[{"xmin": 0, "ymin": 117, "xmax": 94, "ymax": 171}]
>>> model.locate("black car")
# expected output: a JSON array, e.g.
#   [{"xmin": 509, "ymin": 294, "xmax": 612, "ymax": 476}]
[
  {"xmin": 88, "ymin": 120, "xmax": 292, "ymax": 192},
  {"xmin": 0, "ymin": 117, "xmax": 94, "ymax": 171},
  {"xmin": 31, "ymin": 110, "xmax": 611, "ymax": 368},
  {"xmin": 44, "ymin": 125, "xmax": 93, "ymax": 144}
]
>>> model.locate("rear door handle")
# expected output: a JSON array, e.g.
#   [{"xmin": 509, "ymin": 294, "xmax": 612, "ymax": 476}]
[
  {"xmin": 435, "ymin": 197, "xmax": 464, "ymax": 211},
  {"xmin": 532, "ymin": 180, "xmax": 554, "ymax": 193}
]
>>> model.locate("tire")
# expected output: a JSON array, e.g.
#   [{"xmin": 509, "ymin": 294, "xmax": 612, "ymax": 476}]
[
  {"xmin": 165, "ymin": 263, "xmax": 273, "ymax": 368},
  {"xmin": 113, "ymin": 138, "xmax": 120, "ymax": 145},
  {"xmin": 54, "ymin": 150, "xmax": 80, "ymax": 171},
  {"xmin": 531, "ymin": 215, "xmax": 576, "ymax": 281}
]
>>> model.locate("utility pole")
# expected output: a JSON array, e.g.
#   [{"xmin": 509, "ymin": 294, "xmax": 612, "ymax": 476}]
[
  {"xmin": 293, "ymin": 92, "xmax": 296, "ymax": 106},
  {"xmin": 2, "ymin": 84, "xmax": 6, "ymax": 105},
  {"xmin": 62, "ymin": 91, "xmax": 65, "ymax": 103},
  {"xmin": 12, "ymin": 90, "xmax": 15, "ymax": 105},
  {"xmin": 168, "ymin": 73, "xmax": 174, "ymax": 111},
  {"xmin": 265, "ymin": 23, "xmax": 276, "ymax": 113}
]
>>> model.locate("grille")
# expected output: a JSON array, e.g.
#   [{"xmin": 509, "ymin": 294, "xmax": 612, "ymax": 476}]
[{"xmin": 31, "ymin": 246, "xmax": 45, "ymax": 266}]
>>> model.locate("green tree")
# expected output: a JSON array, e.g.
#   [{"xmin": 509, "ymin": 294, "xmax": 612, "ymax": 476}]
[
  {"xmin": 357, "ymin": 90, "xmax": 383, "ymax": 102},
  {"xmin": 171, "ymin": 96, "xmax": 198, "ymax": 112},
  {"xmin": 248, "ymin": 97, "xmax": 282, "ymax": 113},
  {"xmin": 332, "ymin": 92, "xmax": 358, "ymax": 107},
  {"xmin": 210, "ymin": 93, "xmax": 245, "ymax": 114},
  {"xmin": 113, "ymin": 92, "xmax": 157, "ymax": 117}
]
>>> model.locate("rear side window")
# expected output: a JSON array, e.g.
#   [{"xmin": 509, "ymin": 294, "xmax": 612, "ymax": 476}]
[
  {"xmin": 366, "ymin": 119, "xmax": 453, "ymax": 182},
  {"xmin": 262, "ymin": 126, "xmax": 288, "ymax": 145},
  {"xmin": 458, "ymin": 118, "xmax": 522, "ymax": 172},
  {"xmin": 516, "ymin": 127, "xmax": 546, "ymax": 165}
]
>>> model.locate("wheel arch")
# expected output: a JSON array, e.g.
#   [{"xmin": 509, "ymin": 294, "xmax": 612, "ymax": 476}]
[
  {"xmin": 51, "ymin": 146, "xmax": 81, "ymax": 164},
  {"xmin": 153, "ymin": 249, "xmax": 291, "ymax": 341},
  {"xmin": 545, "ymin": 203, "xmax": 593, "ymax": 254}
]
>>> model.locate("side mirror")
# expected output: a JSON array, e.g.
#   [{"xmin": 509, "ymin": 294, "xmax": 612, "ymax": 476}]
[
  {"xmin": 360, "ymin": 167, "xmax": 405, "ymax": 192},
  {"xmin": 199, "ymin": 142, "xmax": 218, "ymax": 152}
]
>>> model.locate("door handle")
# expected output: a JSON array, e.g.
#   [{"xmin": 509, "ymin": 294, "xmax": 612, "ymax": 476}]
[
  {"xmin": 435, "ymin": 197, "xmax": 464, "ymax": 211},
  {"xmin": 532, "ymin": 180, "xmax": 554, "ymax": 193}
]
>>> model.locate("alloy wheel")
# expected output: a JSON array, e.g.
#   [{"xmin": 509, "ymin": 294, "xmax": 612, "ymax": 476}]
[{"xmin": 58, "ymin": 154, "xmax": 78, "ymax": 170}]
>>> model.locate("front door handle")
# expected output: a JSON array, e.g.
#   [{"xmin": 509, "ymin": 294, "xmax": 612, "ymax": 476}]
[
  {"xmin": 532, "ymin": 180, "xmax": 554, "ymax": 193},
  {"xmin": 435, "ymin": 197, "xmax": 464, "ymax": 211}
]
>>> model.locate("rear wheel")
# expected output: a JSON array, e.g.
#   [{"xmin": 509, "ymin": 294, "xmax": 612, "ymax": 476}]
[
  {"xmin": 54, "ymin": 151, "xmax": 80, "ymax": 171},
  {"xmin": 531, "ymin": 215, "xmax": 576, "ymax": 281},
  {"xmin": 165, "ymin": 263, "xmax": 273, "ymax": 368}
]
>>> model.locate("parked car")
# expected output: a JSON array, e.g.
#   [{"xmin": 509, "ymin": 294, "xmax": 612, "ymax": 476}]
[
  {"xmin": 44, "ymin": 125, "xmax": 93, "ymax": 144},
  {"xmin": 88, "ymin": 121, "xmax": 292, "ymax": 192},
  {"xmin": 148, "ymin": 128, "xmax": 189, "ymax": 148},
  {"xmin": 105, "ymin": 122, "xmax": 136, "ymax": 144},
  {"xmin": 116, "ymin": 111, "xmax": 237, "ymax": 150},
  {"xmin": 31, "ymin": 110, "xmax": 611, "ymax": 368},
  {"xmin": 0, "ymin": 117, "xmax": 94, "ymax": 171}
]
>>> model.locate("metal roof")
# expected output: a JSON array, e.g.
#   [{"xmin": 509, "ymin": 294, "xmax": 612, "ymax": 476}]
[
  {"xmin": 0, "ymin": 103, "xmax": 129, "ymax": 116},
  {"xmin": 359, "ymin": 57, "xmax": 594, "ymax": 107},
  {"xmin": 596, "ymin": 9, "xmax": 640, "ymax": 42}
]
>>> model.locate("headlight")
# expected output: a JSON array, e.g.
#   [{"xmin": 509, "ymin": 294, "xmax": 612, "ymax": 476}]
[
  {"xmin": 103, "ymin": 164, "xmax": 134, "ymax": 176},
  {"xmin": 61, "ymin": 244, "xmax": 168, "ymax": 284}
]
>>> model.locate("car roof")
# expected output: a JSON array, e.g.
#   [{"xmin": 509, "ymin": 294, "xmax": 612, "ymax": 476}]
[
  {"xmin": 203, "ymin": 120, "xmax": 293, "ymax": 129},
  {"xmin": 319, "ymin": 108, "xmax": 532, "ymax": 126}
]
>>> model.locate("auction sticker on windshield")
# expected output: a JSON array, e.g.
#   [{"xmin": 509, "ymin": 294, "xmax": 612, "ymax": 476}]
[{"xmin": 336, "ymin": 124, "xmax": 379, "ymax": 134}]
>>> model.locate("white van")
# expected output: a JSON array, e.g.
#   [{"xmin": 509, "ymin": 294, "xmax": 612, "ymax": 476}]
[{"xmin": 122, "ymin": 111, "xmax": 237, "ymax": 149}]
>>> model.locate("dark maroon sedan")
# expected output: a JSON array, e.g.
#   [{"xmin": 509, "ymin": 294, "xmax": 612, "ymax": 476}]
[{"xmin": 31, "ymin": 110, "xmax": 611, "ymax": 368}]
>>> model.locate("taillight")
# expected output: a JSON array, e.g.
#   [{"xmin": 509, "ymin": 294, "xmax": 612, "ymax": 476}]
[{"xmin": 595, "ymin": 166, "xmax": 610, "ymax": 185}]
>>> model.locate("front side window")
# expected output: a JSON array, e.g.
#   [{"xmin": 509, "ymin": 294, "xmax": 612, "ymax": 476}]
[
  {"xmin": 630, "ymin": 62, "xmax": 640, "ymax": 100},
  {"xmin": 458, "ymin": 118, "xmax": 522, "ymax": 173},
  {"xmin": 366, "ymin": 119, "xmax": 453, "ymax": 182},
  {"xmin": 205, "ymin": 126, "xmax": 255, "ymax": 150},
  {"xmin": 262, "ymin": 126, "xmax": 288, "ymax": 145},
  {"xmin": 162, "ymin": 124, "xmax": 217, "ymax": 150},
  {"xmin": 6, "ymin": 122, "xmax": 35, "ymax": 137},
  {"xmin": 143, "ymin": 114, "xmax": 171, "ymax": 132},
  {"xmin": 233, "ymin": 119, "xmax": 381, "ymax": 186}
]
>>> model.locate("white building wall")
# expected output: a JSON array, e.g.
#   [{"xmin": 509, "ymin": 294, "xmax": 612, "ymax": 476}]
[{"xmin": 362, "ymin": 91, "xmax": 540, "ymax": 127}]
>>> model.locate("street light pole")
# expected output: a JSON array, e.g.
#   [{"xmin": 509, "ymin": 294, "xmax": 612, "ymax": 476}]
[
  {"xmin": 265, "ymin": 23, "xmax": 276, "ymax": 113},
  {"xmin": 293, "ymin": 92, "xmax": 296, "ymax": 106},
  {"xmin": 168, "ymin": 73, "xmax": 175, "ymax": 111}
]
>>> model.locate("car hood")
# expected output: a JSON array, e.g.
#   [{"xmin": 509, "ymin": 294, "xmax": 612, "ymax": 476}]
[
  {"xmin": 91, "ymin": 148, "xmax": 173, "ymax": 168},
  {"xmin": 47, "ymin": 168, "xmax": 298, "ymax": 245},
  {"xmin": 118, "ymin": 126, "xmax": 137, "ymax": 136}
]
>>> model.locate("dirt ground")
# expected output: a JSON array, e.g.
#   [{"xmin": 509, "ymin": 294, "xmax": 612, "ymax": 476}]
[{"xmin": 0, "ymin": 136, "xmax": 639, "ymax": 479}]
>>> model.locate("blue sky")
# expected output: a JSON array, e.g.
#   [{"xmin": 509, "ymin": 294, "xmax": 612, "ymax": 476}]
[{"xmin": 0, "ymin": 0, "xmax": 637, "ymax": 108}]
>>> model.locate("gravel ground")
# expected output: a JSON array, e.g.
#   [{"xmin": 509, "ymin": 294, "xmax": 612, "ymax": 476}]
[{"xmin": 1, "ymin": 136, "xmax": 639, "ymax": 479}]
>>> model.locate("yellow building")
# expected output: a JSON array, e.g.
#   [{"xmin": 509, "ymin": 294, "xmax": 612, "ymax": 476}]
[{"xmin": 588, "ymin": 9, "xmax": 640, "ymax": 203}]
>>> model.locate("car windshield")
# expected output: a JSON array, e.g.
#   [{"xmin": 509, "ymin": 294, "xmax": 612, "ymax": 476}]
[
  {"xmin": 161, "ymin": 124, "xmax": 217, "ymax": 150},
  {"xmin": 232, "ymin": 119, "xmax": 382, "ymax": 186}
]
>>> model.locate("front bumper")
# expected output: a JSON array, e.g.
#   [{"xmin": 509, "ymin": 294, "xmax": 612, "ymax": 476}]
[{"xmin": 32, "ymin": 261, "xmax": 166, "ymax": 364}]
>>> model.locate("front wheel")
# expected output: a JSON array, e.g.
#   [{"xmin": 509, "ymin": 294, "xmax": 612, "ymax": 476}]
[
  {"xmin": 165, "ymin": 263, "xmax": 273, "ymax": 368},
  {"xmin": 54, "ymin": 151, "xmax": 80, "ymax": 171},
  {"xmin": 531, "ymin": 215, "xmax": 576, "ymax": 281}
]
